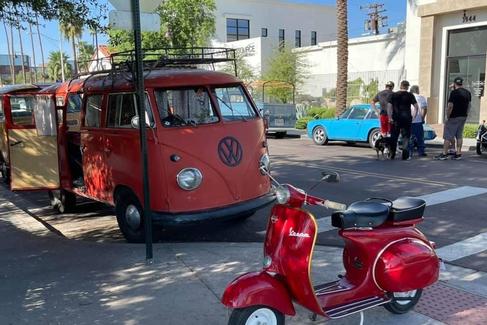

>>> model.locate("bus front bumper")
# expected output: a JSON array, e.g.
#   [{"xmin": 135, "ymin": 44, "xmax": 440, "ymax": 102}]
[{"xmin": 152, "ymin": 192, "xmax": 276, "ymax": 226}]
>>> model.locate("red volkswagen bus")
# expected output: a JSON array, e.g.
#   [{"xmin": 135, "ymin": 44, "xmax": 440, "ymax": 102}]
[{"xmin": 6, "ymin": 48, "xmax": 274, "ymax": 242}]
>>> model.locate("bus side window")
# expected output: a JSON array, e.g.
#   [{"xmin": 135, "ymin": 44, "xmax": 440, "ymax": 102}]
[
  {"xmin": 66, "ymin": 93, "xmax": 82, "ymax": 130},
  {"xmin": 107, "ymin": 93, "xmax": 154, "ymax": 128},
  {"xmin": 84, "ymin": 95, "xmax": 103, "ymax": 128}
]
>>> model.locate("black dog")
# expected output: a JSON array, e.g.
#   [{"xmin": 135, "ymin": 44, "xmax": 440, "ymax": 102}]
[{"xmin": 374, "ymin": 135, "xmax": 389, "ymax": 160}]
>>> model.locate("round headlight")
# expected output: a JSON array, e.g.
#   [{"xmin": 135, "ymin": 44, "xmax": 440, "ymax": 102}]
[
  {"xmin": 259, "ymin": 153, "xmax": 270, "ymax": 175},
  {"xmin": 275, "ymin": 185, "xmax": 290, "ymax": 204},
  {"xmin": 177, "ymin": 168, "xmax": 203, "ymax": 191}
]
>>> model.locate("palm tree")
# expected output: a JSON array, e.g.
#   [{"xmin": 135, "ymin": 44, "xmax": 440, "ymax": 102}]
[
  {"xmin": 77, "ymin": 41, "xmax": 95, "ymax": 73},
  {"xmin": 60, "ymin": 20, "xmax": 83, "ymax": 76},
  {"xmin": 2, "ymin": 20, "xmax": 14, "ymax": 84},
  {"xmin": 336, "ymin": 0, "xmax": 349, "ymax": 115},
  {"xmin": 17, "ymin": 25, "xmax": 27, "ymax": 83},
  {"xmin": 47, "ymin": 51, "xmax": 72, "ymax": 82}
]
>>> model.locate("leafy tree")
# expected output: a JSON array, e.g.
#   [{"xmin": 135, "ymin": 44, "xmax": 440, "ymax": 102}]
[
  {"xmin": 108, "ymin": 0, "xmax": 216, "ymax": 52},
  {"xmin": 47, "ymin": 51, "xmax": 72, "ymax": 81},
  {"xmin": 262, "ymin": 47, "xmax": 307, "ymax": 104},
  {"xmin": 0, "ymin": 0, "xmax": 107, "ymax": 29},
  {"xmin": 222, "ymin": 51, "xmax": 256, "ymax": 85},
  {"xmin": 77, "ymin": 41, "xmax": 95, "ymax": 72}
]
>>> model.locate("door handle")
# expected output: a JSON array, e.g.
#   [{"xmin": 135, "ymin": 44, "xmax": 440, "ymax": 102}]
[{"xmin": 10, "ymin": 140, "xmax": 23, "ymax": 147}]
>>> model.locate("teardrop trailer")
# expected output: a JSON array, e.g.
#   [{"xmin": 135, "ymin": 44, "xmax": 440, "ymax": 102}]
[{"xmin": 2, "ymin": 48, "xmax": 275, "ymax": 242}]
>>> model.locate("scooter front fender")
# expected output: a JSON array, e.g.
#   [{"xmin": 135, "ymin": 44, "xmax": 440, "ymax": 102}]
[{"xmin": 221, "ymin": 271, "xmax": 296, "ymax": 316}]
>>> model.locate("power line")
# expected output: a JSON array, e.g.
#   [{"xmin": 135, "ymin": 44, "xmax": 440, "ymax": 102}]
[{"xmin": 361, "ymin": 3, "xmax": 388, "ymax": 35}]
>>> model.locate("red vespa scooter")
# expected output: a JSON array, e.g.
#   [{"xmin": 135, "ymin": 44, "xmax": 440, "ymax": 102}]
[{"xmin": 222, "ymin": 171, "xmax": 440, "ymax": 325}]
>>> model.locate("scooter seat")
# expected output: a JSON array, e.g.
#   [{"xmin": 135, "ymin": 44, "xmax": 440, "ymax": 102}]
[
  {"xmin": 389, "ymin": 197, "xmax": 426, "ymax": 222},
  {"xmin": 331, "ymin": 201, "xmax": 389, "ymax": 229}
]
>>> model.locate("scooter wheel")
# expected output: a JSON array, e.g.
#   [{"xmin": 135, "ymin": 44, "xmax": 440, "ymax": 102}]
[
  {"xmin": 228, "ymin": 306, "xmax": 285, "ymax": 325},
  {"xmin": 384, "ymin": 289, "xmax": 422, "ymax": 314}
]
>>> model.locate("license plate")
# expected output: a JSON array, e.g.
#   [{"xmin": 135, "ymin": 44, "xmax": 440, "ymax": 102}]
[{"xmin": 274, "ymin": 118, "xmax": 284, "ymax": 126}]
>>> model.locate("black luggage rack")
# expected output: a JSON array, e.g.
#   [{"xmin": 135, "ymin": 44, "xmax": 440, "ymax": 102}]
[{"xmin": 78, "ymin": 47, "xmax": 237, "ymax": 78}]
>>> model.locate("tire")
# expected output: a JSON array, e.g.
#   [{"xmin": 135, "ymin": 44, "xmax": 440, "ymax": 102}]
[
  {"xmin": 369, "ymin": 128, "xmax": 381, "ymax": 148},
  {"xmin": 275, "ymin": 132, "xmax": 287, "ymax": 139},
  {"xmin": 384, "ymin": 289, "xmax": 422, "ymax": 314},
  {"xmin": 228, "ymin": 306, "xmax": 285, "ymax": 325},
  {"xmin": 477, "ymin": 142, "xmax": 482, "ymax": 155},
  {"xmin": 1, "ymin": 161, "xmax": 10, "ymax": 184},
  {"xmin": 312, "ymin": 126, "xmax": 328, "ymax": 145},
  {"xmin": 115, "ymin": 190, "xmax": 158, "ymax": 243},
  {"xmin": 48, "ymin": 189, "xmax": 76, "ymax": 214}
]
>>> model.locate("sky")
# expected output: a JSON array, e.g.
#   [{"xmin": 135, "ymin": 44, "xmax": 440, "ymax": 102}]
[{"xmin": 0, "ymin": 0, "xmax": 407, "ymax": 67}]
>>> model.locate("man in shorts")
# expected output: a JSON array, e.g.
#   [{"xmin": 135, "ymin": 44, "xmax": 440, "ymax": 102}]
[
  {"xmin": 371, "ymin": 81, "xmax": 394, "ymax": 136},
  {"xmin": 434, "ymin": 77, "xmax": 471, "ymax": 160},
  {"xmin": 387, "ymin": 80, "xmax": 419, "ymax": 160}
]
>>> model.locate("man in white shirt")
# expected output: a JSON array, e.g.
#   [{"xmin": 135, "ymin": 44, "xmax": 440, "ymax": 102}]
[{"xmin": 409, "ymin": 85, "xmax": 428, "ymax": 157}]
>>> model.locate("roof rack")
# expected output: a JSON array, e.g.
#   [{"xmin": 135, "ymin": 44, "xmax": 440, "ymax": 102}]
[{"xmin": 77, "ymin": 47, "xmax": 237, "ymax": 78}]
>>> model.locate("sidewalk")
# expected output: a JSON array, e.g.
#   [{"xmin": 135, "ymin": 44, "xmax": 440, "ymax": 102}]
[{"xmin": 1, "ymin": 188, "xmax": 487, "ymax": 324}]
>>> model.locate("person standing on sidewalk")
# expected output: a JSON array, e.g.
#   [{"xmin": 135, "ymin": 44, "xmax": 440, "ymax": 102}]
[
  {"xmin": 409, "ymin": 85, "xmax": 428, "ymax": 157},
  {"xmin": 371, "ymin": 81, "xmax": 394, "ymax": 136},
  {"xmin": 435, "ymin": 77, "xmax": 471, "ymax": 161},
  {"xmin": 387, "ymin": 80, "xmax": 419, "ymax": 160}
]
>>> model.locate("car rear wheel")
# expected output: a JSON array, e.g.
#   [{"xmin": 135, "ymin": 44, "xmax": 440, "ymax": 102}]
[
  {"xmin": 369, "ymin": 128, "xmax": 381, "ymax": 148},
  {"xmin": 312, "ymin": 126, "xmax": 328, "ymax": 145}
]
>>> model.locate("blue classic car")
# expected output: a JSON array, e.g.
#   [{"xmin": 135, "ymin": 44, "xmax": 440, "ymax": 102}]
[{"xmin": 307, "ymin": 104, "xmax": 436, "ymax": 147}]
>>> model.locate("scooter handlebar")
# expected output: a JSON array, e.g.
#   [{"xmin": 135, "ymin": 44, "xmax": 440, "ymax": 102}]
[{"xmin": 305, "ymin": 193, "xmax": 347, "ymax": 211}]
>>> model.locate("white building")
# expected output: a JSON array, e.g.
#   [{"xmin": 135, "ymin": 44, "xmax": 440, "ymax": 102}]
[
  {"xmin": 296, "ymin": 28, "xmax": 406, "ymax": 99},
  {"xmin": 108, "ymin": 0, "xmax": 337, "ymax": 76},
  {"xmin": 405, "ymin": 0, "xmax": 487, "ymax": 124}
]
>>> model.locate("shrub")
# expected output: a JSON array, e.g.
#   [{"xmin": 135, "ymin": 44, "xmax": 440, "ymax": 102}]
[
  {"xmin": 463, "ymin": 123, "xmax": 478, "ymax": 138},
  {"xmin": 306, "ymin": 106, "xmax": 336, "ymax": 119},
  {"xmin": 295, "ymin": 116, "xmax": 313, "ymax": 129}
]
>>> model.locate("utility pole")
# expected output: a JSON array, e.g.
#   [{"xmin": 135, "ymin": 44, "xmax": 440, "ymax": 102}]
[
  {"xmin": 18, "ymin": 26, "xmax": 27, "ymax": 84},
  {"xmin": 361, "ymin": 3, "xmax": 388, "ymax": 35},
  {"xmin": 29, "ymin": 23, "xmax": 38, "ymax": 83},
  {"xmin": 36, "ymin": 17, "xmax": 46, "ymax": 82}
]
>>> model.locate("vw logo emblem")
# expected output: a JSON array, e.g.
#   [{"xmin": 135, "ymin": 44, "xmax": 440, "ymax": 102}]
[{"xmin": 218, "ymin": 137, "xmax": 243, "ymax": 167}]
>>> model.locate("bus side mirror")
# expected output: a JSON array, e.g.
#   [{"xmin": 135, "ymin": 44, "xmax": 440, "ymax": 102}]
[{"xmin": 131, "ymin": 116, "xmax": 140, "ymax": 129}]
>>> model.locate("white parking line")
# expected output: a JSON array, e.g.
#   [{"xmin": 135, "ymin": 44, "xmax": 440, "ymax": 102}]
[
  {"xmin": 436, "ymin": 232, "xmax": 487, "ymax": 262},
  {"xmin": 316, "ymin": 186, "xmax": 487, "ymax": 234}
]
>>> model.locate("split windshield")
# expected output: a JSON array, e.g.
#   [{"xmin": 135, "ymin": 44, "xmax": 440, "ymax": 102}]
[{"xmin": 154, "ymin": 85, "xmax": 257, "ymax": 127}]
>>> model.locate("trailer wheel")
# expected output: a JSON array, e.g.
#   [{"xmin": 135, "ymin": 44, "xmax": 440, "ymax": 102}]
[
  {"xmin": 228, "ymin": 306, "xmax": 285, "ymax": 325},
  {"xmin": 48, "ymin": 190, "xmax": 76, "ymax": 214},
  {"xmin": 384, "ymin": 289, "xmax": 422, "ymax": 314}
]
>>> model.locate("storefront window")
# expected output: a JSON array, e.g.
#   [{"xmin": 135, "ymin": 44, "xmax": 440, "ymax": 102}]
[{"xmin": 446, "ymin": 26, "xmax": 487, "ymax": 123}]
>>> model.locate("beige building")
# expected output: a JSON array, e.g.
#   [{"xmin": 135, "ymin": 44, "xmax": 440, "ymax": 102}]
[{"xmin": 406, "ymin": 0, "xmax": 487, "ymax": 124}]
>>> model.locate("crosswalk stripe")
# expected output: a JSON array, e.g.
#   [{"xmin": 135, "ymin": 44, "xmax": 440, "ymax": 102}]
[
  {"xmin": 316, "ymin": 186, "xmax": 487, "ymax": 234},
  {"xmin": 436, "ymin": 232, "xmax": 487, "ymax": 262}
]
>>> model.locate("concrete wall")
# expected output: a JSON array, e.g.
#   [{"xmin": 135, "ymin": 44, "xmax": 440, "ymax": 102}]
[
  {"xmin": 214, "ymin": 0, "xmax": 336, "ymax": 47},
  {"xmin": 296, "ymin": 31, "xmax": 406, "ymax": 97}
]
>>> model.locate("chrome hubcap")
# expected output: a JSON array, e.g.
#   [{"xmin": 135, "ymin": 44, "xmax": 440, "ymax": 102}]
[
  {"xmin": 245, "ymin": 308, "xmax": 277, "ymax": 325},
  {"xmin": 394, "ymin": 290, "xmax": 417, "ymax": 305},
  {"xmin": 125, "ymin": 204, "xmax": 141, "ymax": 230},
  {"xmin": 314, "ymin": 129, "xmax": 325, "ymax": 142},
  {"xmin": 371, "ymin": 131, "xmax": 381, "ymax": 146}
]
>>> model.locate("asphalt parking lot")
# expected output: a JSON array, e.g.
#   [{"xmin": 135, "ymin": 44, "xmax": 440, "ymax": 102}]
[{"xmin": 7, "ymin": 136, "xmax": 487, "ymax": 273}]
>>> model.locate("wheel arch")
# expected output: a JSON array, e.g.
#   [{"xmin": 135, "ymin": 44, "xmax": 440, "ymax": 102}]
[{"xmin": 113, "ymin": 184, "xmax": 138, "ymax": 205}]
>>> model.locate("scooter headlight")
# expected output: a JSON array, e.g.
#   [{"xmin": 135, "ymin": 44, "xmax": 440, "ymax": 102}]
[
  {"xmin": 275, "ymin": 185, "xmax": 290, "ymax": 204},
  {"xmin": 177, "ymin": 168, "xmax": 203, "ymax": 191},
  {"xmin": 259, "ymin": 153, "xmax": 270, "ymax": 175}
]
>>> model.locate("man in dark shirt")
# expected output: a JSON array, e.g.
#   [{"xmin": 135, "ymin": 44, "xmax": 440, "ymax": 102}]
[
  {"xmin": 371, "ymin": 81, "xmax": 394, "ymax": 136},
  {"xmin": 435, "ymin": 77, "xmax": 471, "ymax": 160},
  {"xmin": 387, "ymin": 80, "xmax": 419, "ymax": 160}
]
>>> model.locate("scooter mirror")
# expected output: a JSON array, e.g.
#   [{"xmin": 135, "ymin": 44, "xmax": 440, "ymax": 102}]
[{"xmin": 321, "ymin": 171, "xmax": 340, "ymax": 183}]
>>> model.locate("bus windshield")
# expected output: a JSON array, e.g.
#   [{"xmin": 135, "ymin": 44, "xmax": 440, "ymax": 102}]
[
  {"xmin": 154, "ymin": 87, "xmax": 219, "ymax": 127},
  {"xmin": 213, "ymin": 85, "xmax": 257, "ymax": 121}
]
